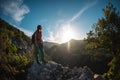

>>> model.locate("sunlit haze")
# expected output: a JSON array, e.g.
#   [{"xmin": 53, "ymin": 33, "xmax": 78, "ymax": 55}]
[{"xmin": 61, "ymin": 23, "xmax": 76, "ymax": 43}]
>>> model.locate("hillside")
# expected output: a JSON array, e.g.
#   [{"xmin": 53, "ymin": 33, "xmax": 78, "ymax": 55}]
[
  {"xmin": 0, "ymin": 18, "xmax": 32, "ymax": 54},
  {"xmin": 0, "ymin": 18, "xmax": 33, "ymax": 80}
]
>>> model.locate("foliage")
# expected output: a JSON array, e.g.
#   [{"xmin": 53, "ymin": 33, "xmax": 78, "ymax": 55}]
[
  {"xmin": 86, "ymin": 3, "xmax": 120, "ymax": 55},
  {"xmin": 85, "ymin": 3, "xmax": 120, "ymax": 79},
  {"xmin": 0, "ymin": 52, "xmax": 29, "ymax": 80},
  {"xmin": 106, "ymin": 55, "xmax": 120, "ymax": 79}
]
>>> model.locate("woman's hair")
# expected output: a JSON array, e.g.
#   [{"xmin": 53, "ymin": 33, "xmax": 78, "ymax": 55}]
[{"xmin": 37, "ymin": 25, "xmax": 42, "ymax": 30}]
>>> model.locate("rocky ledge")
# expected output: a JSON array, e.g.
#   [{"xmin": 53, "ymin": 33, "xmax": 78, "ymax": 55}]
[{"xmin": 27, "ymin": 61, "xmax": 94, "ymax": 80}]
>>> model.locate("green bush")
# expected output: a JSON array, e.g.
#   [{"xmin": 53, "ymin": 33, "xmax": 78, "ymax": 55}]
[
  {"xmin": 107, "ymin": 56, "xmax": 120, "ymax": 80},
  {"xmin": 0, "ymin": 53, "xmax": 30, "ymax": 80}
]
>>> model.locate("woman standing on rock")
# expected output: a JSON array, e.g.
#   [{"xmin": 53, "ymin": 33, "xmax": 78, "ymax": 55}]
[{"xmin": 32, "ymin": 25, "xmax": 46, "ymax": 64}]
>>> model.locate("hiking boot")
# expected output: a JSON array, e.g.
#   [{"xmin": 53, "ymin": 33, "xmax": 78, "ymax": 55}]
[
  {"xmin": 37, "ymin": 61, "xmax": 41, "ymax": 65},
  {"xmin": 42, "ymin": 60, "xmax": 47, "ymax": 64}
]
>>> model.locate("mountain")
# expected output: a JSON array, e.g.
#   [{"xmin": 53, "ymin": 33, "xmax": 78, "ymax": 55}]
[
  {"xmin": 44, "ymin": 39, "xmax": 86, "ymax": 56},
  {"xmin": 44, "ymin": 41, "xmax": 58, "ymax": 49},
  {"xmin": 45, "ymin": 39, "xmax": 112, "ymax": 74}
]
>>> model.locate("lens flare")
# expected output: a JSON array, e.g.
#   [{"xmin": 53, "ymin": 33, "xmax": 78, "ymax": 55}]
[
  {"xmin": 61, "ymin": 23, "xmax": 75, "ymax": 43},
  {"xmin": 61, "ymin": 23, "xmax": 76, "ymax": 52}
]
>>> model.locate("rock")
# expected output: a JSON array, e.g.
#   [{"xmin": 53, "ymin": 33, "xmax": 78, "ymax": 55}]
[
  {"xmin": 94, "ymin": 74, "xmax": 105, "ymax": 80},
  {"xmin": 79, "ymin": 66, "xmax": 94, "ymax": 80},
  {"xmin": 27, "ymin": 61, "xmax": 94, "ymax": 80}
]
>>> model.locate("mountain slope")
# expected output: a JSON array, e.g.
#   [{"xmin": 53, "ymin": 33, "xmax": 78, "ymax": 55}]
[
  {"xmin": 0, "ymin": 18, "xmax": 33, "ymax": 80},
  {"xmin": 0, "ymin": 18, "xmax": 32, "ymax": 54}
]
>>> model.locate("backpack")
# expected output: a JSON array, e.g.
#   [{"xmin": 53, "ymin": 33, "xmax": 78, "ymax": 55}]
[{"xmin": 32, "ymin": 33, "xmax": 35, "ymax": 44}]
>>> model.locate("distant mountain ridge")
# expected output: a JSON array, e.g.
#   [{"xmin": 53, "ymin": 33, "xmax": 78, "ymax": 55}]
[{"xmin": 44, "ymin": 41, "xmax": 58, "ymax": 49}]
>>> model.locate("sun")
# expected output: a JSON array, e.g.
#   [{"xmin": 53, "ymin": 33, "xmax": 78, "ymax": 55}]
[
  {"xmin": 62, "ymin": 29, "xmax": 74, "ymax": 42},
  {"xmin": 61, "ymin": 23, "xmax": 76, "ymax": 43}
]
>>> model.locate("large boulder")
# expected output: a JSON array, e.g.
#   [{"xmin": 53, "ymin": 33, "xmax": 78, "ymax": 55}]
[{"xmin": 27, "ymin": 61, "xmax": 94, "ymax": 80}]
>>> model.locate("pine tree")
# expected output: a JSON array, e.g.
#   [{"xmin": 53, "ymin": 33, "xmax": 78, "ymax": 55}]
[{"xmin": 85, "ymin": 3, "xmax": 120, "ymax": 79}]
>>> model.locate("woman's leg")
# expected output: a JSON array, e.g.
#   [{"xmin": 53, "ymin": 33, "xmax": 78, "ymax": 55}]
[
  {"xmin": 34, "ymin": 45, "xmax": 39, "ymax": 63},
  {"xmin": 38, "ymin": 43, "xmax": 45, "ymax": 63}
]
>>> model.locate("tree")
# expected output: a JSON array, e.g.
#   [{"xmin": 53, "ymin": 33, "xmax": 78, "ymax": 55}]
[{"xmin": 85, "ymin": 3, "xmax": 120, "ymax": 79}]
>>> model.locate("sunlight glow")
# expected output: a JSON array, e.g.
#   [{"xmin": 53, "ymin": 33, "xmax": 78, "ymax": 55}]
[
  {"xmin": 61, "ymin": 23, "xmax": 76, "ymax": 43},
  {"xmin": 46, "ymin": 22, "xmax": 79, "ymax": 44},
  {"xmin": 60, "ymin": 23, "xmax": 78, "ymax": 52}
]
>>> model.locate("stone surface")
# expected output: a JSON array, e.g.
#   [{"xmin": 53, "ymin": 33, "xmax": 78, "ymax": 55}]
[{"xmin": 27, "ymin": 61, "xmax": 94, "ymax": 80}]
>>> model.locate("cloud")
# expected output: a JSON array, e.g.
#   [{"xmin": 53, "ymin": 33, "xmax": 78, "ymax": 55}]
[
  {"xmin": 0, "ymin": 0, "xmax": 30, "ymax": 22},
  {"xmin": 69, "ymin": 0, "xmax": 97, "ymax": 22},
  {"xmin": 46, "ymin": 31, "xmax": 58, "ymax": 43},
  {"xmin": 40, "ymin": 19, "xmax": 48, "ymax": 23},
  {"xmin": 45, "ymin": 20, "xmax": 65, "ymax": 43}
]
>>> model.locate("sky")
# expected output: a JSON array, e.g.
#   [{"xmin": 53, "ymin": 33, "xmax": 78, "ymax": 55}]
[{"xmin": 0, "ymin": 0, "xmax": 120, "ymax": 43}]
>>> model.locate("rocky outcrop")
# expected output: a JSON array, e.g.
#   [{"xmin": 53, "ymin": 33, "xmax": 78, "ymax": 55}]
[
  {"xmin": 27, "ymin": 61, "xmax": 94, "ymax": 80},
  {"xmin": 10, "ymin": 37, "xmax": 32, "ymax": 54}
]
